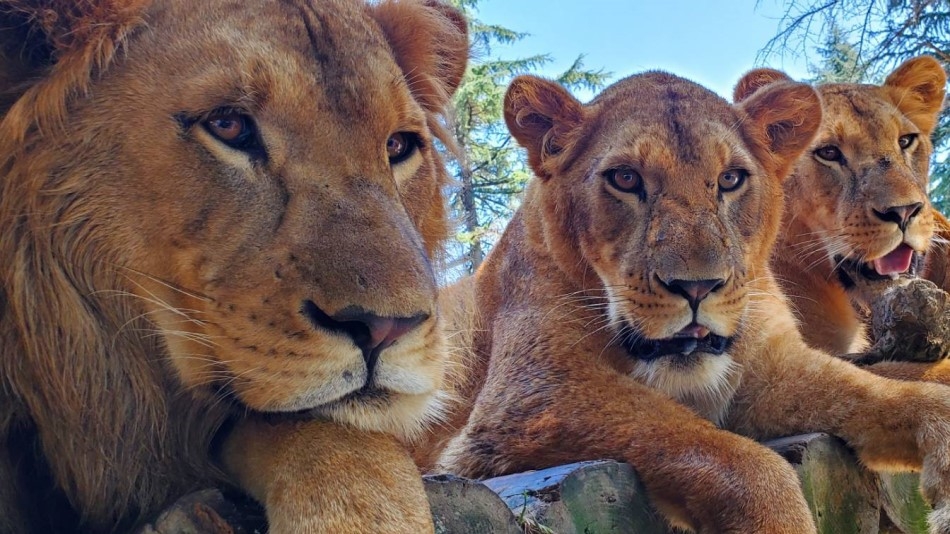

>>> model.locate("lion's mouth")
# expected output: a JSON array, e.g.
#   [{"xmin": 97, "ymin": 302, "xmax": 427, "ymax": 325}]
[
  {"xmin": 621, "ymin": 323, "xmax": 732, "ymax": 361},
  {"xmin": 835, "ymin": 243, "xmax": 922, "ymax": 288}
]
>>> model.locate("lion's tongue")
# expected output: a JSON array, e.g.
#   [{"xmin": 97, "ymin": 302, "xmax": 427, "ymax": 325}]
[{"xmin": 871, "ymin": 244, "xmax": 914, "ymax": 276}]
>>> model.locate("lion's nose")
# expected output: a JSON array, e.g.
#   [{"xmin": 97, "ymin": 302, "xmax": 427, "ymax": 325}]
[
  {"xmin": 300, "ymin": 300, "xmax": 428, "ymax": 364},
  {"xmin": 873, "ymin": 202, "xmax": 923, "ymax": 231},
  {"xmin": 658, "ymin": 277, "xmax": 727, "ymax": 310}
]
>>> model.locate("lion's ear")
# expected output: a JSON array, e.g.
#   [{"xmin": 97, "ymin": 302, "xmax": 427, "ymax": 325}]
[
  {"xmin": 884, "ymin": 55, "xmax": 947, "ymax": 134},
  {"xmin": 370, "ymin": 0, "xmax": 469, "ymax": 115},
  {"xmin": 0, "ymin": 0, "xmax": 149, "ymax": 144},
  {"xmin": 733, "ymin": 68, "xmax": 794, "ymax": 103},
  {"xmin": 503, "ymin": 75, "xmax": 584, "ymax": 180},
  {"xmin": 738, "ymin": 81, "xmax": 822, "ymax": 180}
]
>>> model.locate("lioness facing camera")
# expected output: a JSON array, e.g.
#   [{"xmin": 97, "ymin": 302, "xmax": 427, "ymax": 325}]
[
  {"xmin": 421, "ymin": 71, "xmax": 950, "ymax": 532},
  {"xmin": 0, "ymin": 0, "xmax": 466, "ymax": 532},
  {"xmin": 736, "ymin": 57, "xmax": 947, "ymax": 356},
  {"xmin": 736, "ymin": 58, "xmax": 950, "ymax": 384}
]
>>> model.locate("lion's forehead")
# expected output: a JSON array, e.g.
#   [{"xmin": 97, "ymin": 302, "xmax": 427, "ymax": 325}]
[
  {"xmin": 817, "ymin": 87, "xmax": 911, "ymax": 147},
  {"xmin": 589, "ymin": 119, "xmax": 755, "ymax": 185},
  {"xmin": 589, "ymin": 76, "xmax": 748, "ymax": 171},
  {"xmin": 142, "ymin": 0, "xmax": 407, "ymax": 124},
  {"xmin": 594, "ymin": 72, "xmax": 739, "ymax": 125}
]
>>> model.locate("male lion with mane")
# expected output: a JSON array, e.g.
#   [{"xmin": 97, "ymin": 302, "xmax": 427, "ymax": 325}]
[
  {"xmin": 734, "ymin": 57, "xmax": 950, "ymax": 363},
  {"xmin": 415, "ymin": 71, "xmax": 950, "ymax": 533},
  {"xmin": 0, "ymin": 0, "xmax": 467, "ymax": 532}
]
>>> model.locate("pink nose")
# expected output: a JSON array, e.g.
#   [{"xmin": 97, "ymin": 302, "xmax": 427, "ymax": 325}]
[
  {"xmin": 301, "ymin": 300, "xmax": 428, "ymax": 368},
  {"xmin": 658, "ymin": 278, "xmax": 727, "ymax": 310},
  {"xmin": 873, "ymin": 202, "xmax": 923, "ymax": 231},
  {"xmin": 358, "ymin": 313, "xmax": 428, "ymax": 353}
]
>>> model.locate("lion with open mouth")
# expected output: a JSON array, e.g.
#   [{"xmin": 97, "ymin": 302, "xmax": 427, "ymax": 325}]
[{"xmin": 736, "ymin": 57, "xmax": 947, "ymax": 357}]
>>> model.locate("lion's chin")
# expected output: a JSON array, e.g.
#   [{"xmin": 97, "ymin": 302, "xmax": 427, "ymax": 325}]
[
  {"xmin": 311, "ymin": 388, "xmax": 448, "ymax": 440},
  {"xmin": 630, "ymin": 352, "xmax": 739, "ymax": 424},
  {"xmin": 229, "ymin": 385, "xmax": 445, "ymax": 440},
  {"xmin": 834, "ymin": 245, "xmax": 925, "ymax": 305},
  {"xmin": 224, "ymin": 366, "xmax": 445, "ymax": 439}
]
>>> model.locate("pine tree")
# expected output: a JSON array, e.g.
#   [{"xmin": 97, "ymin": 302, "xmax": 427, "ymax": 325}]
[
  {"xmin": 444, "ymin": 0, "xmax": 609, "ymax": 276},
  {"xmin": 808, "ymin": 25, "xmax": 867, "ymax": 84}
]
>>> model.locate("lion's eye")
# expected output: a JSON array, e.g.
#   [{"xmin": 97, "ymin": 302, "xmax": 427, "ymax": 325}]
[
  {"xmin": 814, "ymin": 145, "xmax": 843, "ymax": 162},
  {"xmin": 202, "ymin": 111, "xmax": 262, "ymax": 156},
  {"xmin": 605, "ymin": 167, "xmax": 644, "ymax": 195},
  {"xmin": 387, "ymin": 132, "xmax": 420, "ymax": 164},
  {"xmin": 899, "ymin": 133, "xmax": 918, "ymax": 150},
  {"xmin": 718, "ymin": 169, "xmax": 748, "ymax": 193}
]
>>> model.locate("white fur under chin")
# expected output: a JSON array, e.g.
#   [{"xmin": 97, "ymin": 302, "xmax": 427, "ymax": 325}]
[
  {"xmin": 319, "ymin": 387, "xmax": 450, "ymax": 441},
  {"xmin": 631, "ymin": 353, "xmax": 739, "ymax": 425}
]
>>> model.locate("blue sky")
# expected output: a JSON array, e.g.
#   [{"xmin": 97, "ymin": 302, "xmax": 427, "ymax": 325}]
[{"xmin": 476, "ymin": 0, "xmax": 815, "ymax": 100}]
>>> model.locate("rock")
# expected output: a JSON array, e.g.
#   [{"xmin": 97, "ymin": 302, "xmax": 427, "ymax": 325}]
[
  {"xmin": 482, "ymin": 460, "xmax": 668, "ymax": 534},
  {"xmin": 136, "ymin": 489, "xmax": 266, "ymax": 534},
  {"xmin": 855, "ymin": 278, "xmax": 950, "ymax": 365},
  {"xmin": 424, "ymin": 474, "xmax": 521, "ymax": 534},
  {"xmin": 765, "ymin": 433, "xmax": 881, "ymax": 534}
]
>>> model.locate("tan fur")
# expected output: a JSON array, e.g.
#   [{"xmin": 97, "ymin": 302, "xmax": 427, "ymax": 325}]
[
  {"xmin": 223, "ymin": 420, "xmax": 433, "ymax": 533},
  {"xmin": 737, "ymin": 57, "xmax": 946, "ymax": 356},
  {"xmin": 415, "ymin": 71, "xmax": 950, "ymax": 533},
  {"xmin": 0, "ymin": 0, "xmax": 467, "ymax": 532},
  {"xmin": 925, "ymin": 209, "xmax": 950, "ymax": 289}
]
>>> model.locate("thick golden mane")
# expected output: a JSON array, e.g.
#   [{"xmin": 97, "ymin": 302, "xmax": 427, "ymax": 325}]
[
  {"xmin": 0, "ymin": 0, "xmax": 150, "ymax": 147},
  {"xmin": 0, "ymin": 0, "xmax": 467, "ymax": 531},
  {"xmin": 0, "ymin": 1, "xmax": 185, "ymax": 526}
]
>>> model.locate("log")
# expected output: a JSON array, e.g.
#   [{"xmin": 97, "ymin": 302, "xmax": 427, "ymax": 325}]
[
  {"xmin": 765, "ymin": 433, "xmax": 881, "ymax": 534},
  {"xmin": 854, "ymin": 278, "xmax": 950, "ymax": 365},
  {"xmin": 136, "ymin": 489, "xmax": 266, "ymax": 534},
  {"xmin": 879, "ymin": 473, "xmax": 929, "ymax": 534},
  {"xmin": 482, "ymin": 460, "xmax": 668, "ymax": 534},
  {"xmin": 135, "ymin": 435, "xmax": 932, "ymax": 534},
  {"xmin": 424, "ymin": 474, "xmax": 521, "ymax": 534}
]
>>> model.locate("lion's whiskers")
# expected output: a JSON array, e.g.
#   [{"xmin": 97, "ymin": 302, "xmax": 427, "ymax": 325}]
[{"xmin": 118, "ymin": 266, "xmax": 214, "ymax": 302}]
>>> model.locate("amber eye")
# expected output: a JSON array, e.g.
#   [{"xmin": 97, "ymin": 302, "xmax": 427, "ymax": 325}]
[
  {"xmin": 387, "ymin": 132, "xmax": 420, "ymax": 164},
  {"xmin": 605, "ymin": 167, "xmax": 644, "ymax": 194},
  {"xmin": 814, "ymin": 145, "xmax": 843, "ymax": 162},
  {"xmin": 202, "ymin": 111, "xmax": 261, "ymax": 156},
  {"xmin": 718, "ymin": 169, "xmax": 748, "ymax": 192},
  {"xmin": 899, "ymin": 133, "xmax": 918, "ymax": 150}
]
